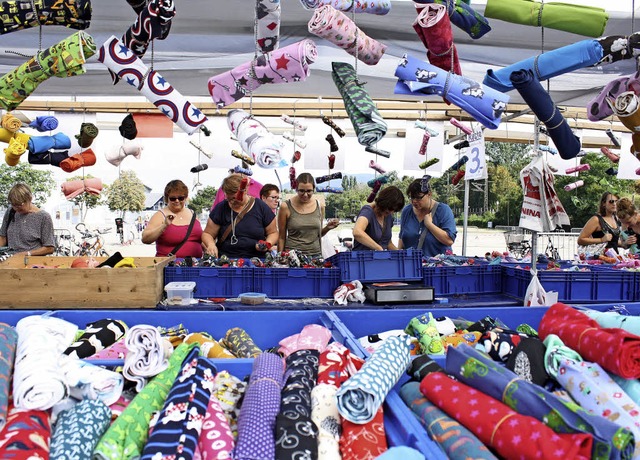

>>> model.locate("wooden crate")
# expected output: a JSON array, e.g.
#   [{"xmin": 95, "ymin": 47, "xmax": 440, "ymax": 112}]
[{"xmin": 0, "ymin": 256, "xmax": 173, "ymax": 309}]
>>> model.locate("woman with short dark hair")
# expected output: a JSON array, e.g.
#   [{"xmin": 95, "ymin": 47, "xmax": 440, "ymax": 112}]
[{"xmin": 353, "ymin": 186, "xmax": 405, "ymax": 251}]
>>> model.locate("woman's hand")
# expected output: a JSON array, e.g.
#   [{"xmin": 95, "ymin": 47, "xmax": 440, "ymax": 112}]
[
  {"xmin": 423, "ymin": 212, "xmax": 433, "ymax": 228},
  {"xmin": 327, "ymin": 218, "xmax": 340, "ymax": 230},
  {"xmin": 601, "ymin": 233, "xmax": 613, "ymax": 243},
  {"xmin": 626, "ymin": 235, "xmax": 637, "ymax": 246},
  {"xmin": 203, "ymin": 243, "xmax": 218, "ymax": 258}
]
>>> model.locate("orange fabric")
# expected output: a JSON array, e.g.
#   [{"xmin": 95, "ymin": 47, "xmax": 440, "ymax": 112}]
[
  {"xmin": 131, "ymin": 113, "xmax": 174, "ymax": 138},
  {"xmin": 60, "ymin": 148, "xmax": 97, "ymax": 172}
]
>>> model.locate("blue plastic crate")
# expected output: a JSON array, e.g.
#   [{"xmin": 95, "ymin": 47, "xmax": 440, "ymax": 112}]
[
  {"xmin": 501, "ymin": 264, "xmax": 530, "ymax": 299},
  {"xmin": 423, "ymin": 264, "xmax": 502, "ymax": 295},
  {"xmin": 327, "ymin": 249, "xmax": 423, "ymax": 283},
  {"xmin": 164, "ymin": 266, "xmax": 253, "ymax": 298},
  {"xmin": 253, "ymin": 267, "xmax": 340, "ymax": 299}
]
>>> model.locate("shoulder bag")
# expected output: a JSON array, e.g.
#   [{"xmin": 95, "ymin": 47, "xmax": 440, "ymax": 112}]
[
  {"xmin": 218, "ymin": 197, "xmax": 255, "ymax": 244},
  {"xmin": 167, "ymin": 211, "xmax": 197, "ymax": 257}
]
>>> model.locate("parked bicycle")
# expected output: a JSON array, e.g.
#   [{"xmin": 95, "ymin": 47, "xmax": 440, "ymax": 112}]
[
  {"xmin": 545, "ymin": 236, "xmax": 560, "ymax": 261},
  {"xmin": 74, "ymin": 223, "xmax": 110, "ymax": 257},
  {"xmin": 504, "ymin": 230, "xmax": 531, "ymax": 259}
]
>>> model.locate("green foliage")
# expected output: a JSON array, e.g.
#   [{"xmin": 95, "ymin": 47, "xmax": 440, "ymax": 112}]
[
  {"xmin": 188, "ymin": 185, "xmax": 217, "ymax": 215},
  {"xmin": 341, "ymin": 175, "xmax": 358, "ymax": 191},
  {"xmin": 0, "ymin": 163, "xmax": 55, "ymax": 208},
  {"xmin": 325, "ymin": 183, "xmax": 370, "ymax": 219},
  {"xmin": 104, "ymin": 170, "xmax": 146, "ymax": 218},
  {"xmin": 66, "ymin": 174, "xmax": 102, "ymax": 220},
  {"xmin": 457, "ymin": 211, "xmax": 496, "ymax": 227}
]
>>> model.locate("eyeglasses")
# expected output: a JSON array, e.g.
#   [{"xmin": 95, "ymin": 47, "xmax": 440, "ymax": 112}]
[
  {"xmin": 168, "ymin": 196, "xmax": 186, "ymax": 202},
  {"xmin": 297, "ymin": 189, "xmax": 314, "ymax": 195},
  {"xmin": 267, "ymin": 196, "xmax": 280, "ymax": 201},
  {"xmin": 410, "ymin": 194, "xmax": 426, "ymax": 201},
  {"xmin": 609, "ymin": 199, "xmax": 619, "ymax": 204}
]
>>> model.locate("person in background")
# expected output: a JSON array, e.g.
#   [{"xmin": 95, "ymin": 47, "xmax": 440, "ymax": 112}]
[
  {"xmin": 578, "ymin": 191, "xmax": 623, "ymax": 253},
  {"xmin": 353, "ymin": 186, "xmax": 405, "ymax": 251},
  {"xmin": 278, "ymin": 172, "xmax": 339, "ymax": 258},
  {"xmin": 260, "ymin": 183, "xmax": 280, "ymax": 214},
  {"xmin": 202, "ymin": 173, "xmax": 277, "ymax": 258},
  {"xmin": 616, "ymin": 197, "xmax": 639, "ymax": 250},
  {"xmin": 0, "ymin": 183, "xmax": 54, "ymax": 256},
  {"xmin": 398, "ymin": 178, "xmax": 456, "ymax": 257},
  {"xmin": 142, "ymin": 180, "xmax": 203, "ymax": 258}
]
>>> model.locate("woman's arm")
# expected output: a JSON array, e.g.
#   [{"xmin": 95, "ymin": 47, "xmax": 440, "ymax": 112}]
[
  {"xmin": 424, "ymin": 212, "xmax": 454, "ymax": 246},
  {"xmin": 577, "ymin": 216, "xmax": 609, "ymax": 245},
  {"xmin": 201, "ymin": 218, "xmax": 220, "ymax": 257},
  {"xmin": 263, "ymin": 218, "xmax": 279, "ymax": 248},
  {"xmin": 277, "ymin": 202, "xmax": 289, "ymax": 250},
  {"xmin": 141, "ymin": 210, "xmax": 169, "ymax": 244},
  {"xmin": 320, "ymin": 205, "xmax": 339, "ymax": 236},
  {"xmin": 353, "ymin": 215, "xmax": 383, "ymax": 250}
]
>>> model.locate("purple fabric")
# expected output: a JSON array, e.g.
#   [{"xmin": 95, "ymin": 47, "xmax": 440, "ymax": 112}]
[
  {"xmin": 234, "ymin": 352, "xmax": 284, "ymax": 460},
  {"xmin": 352, "ymin": 205, "xmax": 394, "ymax": 251},
  {"xmin": 587, "ymin": 71, "xmax": 640, "ymax": 121}
]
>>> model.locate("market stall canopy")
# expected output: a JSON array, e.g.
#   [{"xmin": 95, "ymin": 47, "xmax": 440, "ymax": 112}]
[{"xmin": 0, "ymin": 0, "xmax": 636, "ymax": 109}]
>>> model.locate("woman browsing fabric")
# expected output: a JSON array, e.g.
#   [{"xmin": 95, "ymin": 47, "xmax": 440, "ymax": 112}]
[
  {"xmin": 616, "ymin": 197, "xmax": 640, "ymax": 252},
  {"xmin": 142, "ymin": 180, "xmax": 203, "ymax": 258},
  {"xmin": 577, "ymin": 192, "xmax": 623, "ymax": 253},
  {"xmin": 352, "ymin": 186, "xmax": 405, "ymax": 251},
  {"xmin": 202, "ymin": 174, "xmax": 277, "ymax": 259},
  {"xmin": 0, "ymin": 183, "xmax": 54, "ymax": 256},
  {"xmin": 260, "ymin": 183, "xmax": 280, "ymax": 214},
  {"xmin": 398, "ymin": 178, "xmax": 457, "ymax": 257}
]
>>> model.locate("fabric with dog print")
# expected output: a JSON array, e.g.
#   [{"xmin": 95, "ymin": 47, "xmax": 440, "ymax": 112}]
[
  {"xmin": 414, "ymin": 0, "xmax": 490, "ymax": 39},
  {"xmin": 142, "ymin": 349, "xmax": 217, "ymax": 460},
  {"xmin": 447, "ymin": 343, "xmax": 635, "ymax": 460},
  {"xmin": 421, "ymin": 371, "xmax": 594, "ymax": 460},
  {"xmin": 539, "ymin": 303, "xmax": 640, "ymax": 379},
  {"xmin": 395, "ymin": 54, "xmax": 509, "ymax": 129},
  {"xmin": 413, "ymin": 3, "xmax": 461, "ymax": 75},
  {"xmin": 0, "ymin": 0, "xmax": 91, "ymax": 35},
  {"xmin": 93, "ymin": 342, "xmax": 197, "ymax": 460}
]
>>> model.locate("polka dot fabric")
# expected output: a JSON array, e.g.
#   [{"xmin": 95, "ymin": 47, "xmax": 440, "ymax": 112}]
[{"xmin": 538, "ymin": 303, "xmax": 640, "ymax": 379}]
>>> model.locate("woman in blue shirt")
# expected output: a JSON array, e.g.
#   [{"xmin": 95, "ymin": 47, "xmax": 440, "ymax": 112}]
[
  {"xmin": 398, "ymin": 178, "xmax": 457, "ymax": 257},
  {"xmin": 353, "ymin": 186, "xmax": 405, "ymax": 251}
]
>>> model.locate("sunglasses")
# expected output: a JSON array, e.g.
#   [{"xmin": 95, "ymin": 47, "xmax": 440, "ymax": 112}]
[
  {"xmin": 411, "ymin": 194, "xmax": 426, "ymax": 201},
  {"xmin": 297, "ymin": 189, "xmax": 314, "ymax": 195},
  {"xmin": 608, "ymin": 199, "xmax": 618, "ymax": 204},
  {"xmin": 168, "ymin": 196, "xmax": 186, "ymax": 202}
]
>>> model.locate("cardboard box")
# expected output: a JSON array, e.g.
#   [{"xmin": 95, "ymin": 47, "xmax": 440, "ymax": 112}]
[{"xmin": 0, "ymin": 256, "xmax": 172, "ymax": 309}]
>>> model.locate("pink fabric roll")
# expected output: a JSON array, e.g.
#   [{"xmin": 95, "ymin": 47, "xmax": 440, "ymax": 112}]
[
  {"xmin": 308, "ymin": 5, "xmax": 387, "ymax": 66},
  {"xmin": 61, "ymin": 178, "xmax": 103, "ymax": 200},
  {"xmin": 413, "ymin": 3, "xmax": 461, "ymax": 75},
  {"xmin": 86, "ymin": 338, "xmax": 128, "ymax": 361},
  {"xmin": 197, "ymin": 395, "xmax": 234, "ymax": 458},
  {"xmin": 207, "ymin": 39, "xmax": 317, "ymax": 108}
]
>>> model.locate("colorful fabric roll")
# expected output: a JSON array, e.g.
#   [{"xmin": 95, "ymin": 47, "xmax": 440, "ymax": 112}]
[
  {"xmin": 212, "ymin": 370, "xmax": 247, "ymax": 437},
  {"xmin": 86, "ymin": 337, "xmax": 129, "ymax": 361},
  {"xmin": 29, "ymin": 115, "xmax": 59, "ymax": 132},
  {"xmin": 198, "ymin": 392, "xmax": 235, "ymax": 458},
  {"xmin": 59, "ymin": 354, "xmax": 124, "ymax": 406},
  {"xmin": 510, "ymin": 69, "xmax": 581, "ymax": 160},
  {"xmin": 311, "ymin": 383, "xmax": 341, "ymax": 459},
  {"xmin": 278, "ymin": 324, "xmax": 332, "ymax": 357},
  {"xmin": 609, "ymin": 91, "xmax": 640, "ymax": 136},
  {"xmin": 597, "ymin": 33, "xmax": 640, "ymax": 65},
  {"xmin": 105, "ymin": 141, "xmax": 144, "ymax": 167},
  {"xmin": 543, "ymin": 334, "xmax": 583, "ymax": 379},
  {"xmin": 583, "ymin": 308, "xmax": 640, "ymax": 336},
  {"xmin": 483, "ymin": 39, "xmax": 603, "ymax": 93},
  {"xmin": 119, "ymin": 113, "xmax": 138, "ymax": 139},
  {"xmin": 122, "ymin": 0, "xmax": 174, "ymax": 60},
  {"xmin": 28, "ymin": 133, "xmax": 71, "ymax": 154},
  {"xmin": 318, "ymin": 341, "xmax": 365, "ymax": 386},
  {"xmin": 98, "ymin": 35, "xmax": 208, "ymax": 135},
  {"xmin": 123, "ymin": 324, "xmax": 172, "ymax": 392},
  {"xmin": 479, "ymin": 326, "xmax": 531, "ymax": 362},
  {"xmin": 93, "ymin": 342, "xmax": 196, "ymax": 460},
  {"xmin": 413, "ymin": 3, "xmax": 461, "ymax": 75},
  {"xmin": 332, "ymin": 61, "xmax": 387, "ymax": 146},
  {"xmin": 538, "ymin": 303, "xmax": 640, "ymax": 379},
  {"xmin": 588, "ymin": 71, "xmax": 640, "ymax": 121},
  {"xmin": 308, "ymin": 5, "xmax": 387, "ymax": 66},
  {"xmin": 49, "ymin": 399, "xmax": 111, "ymax": 460},
  {"xmin": 0, "ymin": 0, "xmax": 91, "ymax": 35},
  {"xmin": 505, "ymin": 337, "xmax": 550, "ymax": 386},
  {"xmin": 0, "ymin": 324, "xmax": 17, "ymax": 431},
  {"xmin": 60, "ymin": 149, "xmax": 97, "ymax": 172},
  {"xmin": 60, "ymin": 177, "xmax": 102, "ymax": 200},
  {"xmin": 420, "ymin": 372, "xmax": 594, "ymax": 459},
  {"xmin": 299, "ymin": 0, "xmax": 391, "ymax": 15},
  {"xmin": 405, "ymin": 312, "xmax": 445, "ymax": 354},
  {"xmin": 257, "ymin": 0, "xmax": 280, "ymax": 52},
  {"xmin": 395, "ymin": 54, "xmax": 509, "ymax": 129},
  {"xmin": 0, "ymin": 406, "xmax": 51, "ymax": 458},
  {"xmin": 1, "ymin": 114, "xmax": 22, "ymax": 132},
  {"xmin": 484, "ymin": 0, "xmax": 608, "ymax": 37},
  {"xmin": 399, "ymin": 381, "xmax": 498, "ymax": 460},
  {"xmin": 413, "ymin": 0, "xmax": 490, "ymax": 39},
  {"xmin": 340, "ymin": 408, "xmax": 388, "ymax": 458},
  {"xmin": 446, "ymin": 344, "xmax": 635, "ymax": 460},
  {"xmin": 208, "ymin": 39, "xmax": 317, "ymax": 108},
  {"xmin": 227, "ymin": 109, "xmax": 287, "ymax": 169},
  {"xmin": 3, "ymin": 131, "xmax": 30, "ymax": 166},
  {"xmin": 0, "ymin": 31, "xmax": 96, "ymax": 111},
  {"xmin": 183, "ymin": 332, "xmax": 235, "ymax": 358}
]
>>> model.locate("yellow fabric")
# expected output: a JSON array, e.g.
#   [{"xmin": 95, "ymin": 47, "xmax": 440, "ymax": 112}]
[
  {"xmin": 114, "ymin": 257, "xmax": 136, "ymax": 268},
  {"xmin": 1, "ymin": 114, "xmax": 22, "ymax": 132},
  {"xmin": 184, "ymin": 333, "xmax": 235, "ymax": 358}
]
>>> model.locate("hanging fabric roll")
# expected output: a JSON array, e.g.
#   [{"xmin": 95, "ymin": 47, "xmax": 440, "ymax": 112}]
[
  {"xmin": 597, "ymin": 32, "xmax": 640, "ymax": 65},
  {"xmin": 208, "ymin": 39, "xmax": 317, "ymax": 108},
  {"xmin": 413, "ymin": 0, "xmax": 490, "ymax": 39},
  {"xmin": 28, "ymin": 116, "xmax": 59, "ymax": 132},
  {"xmin": 587, "ymin": 71, "xmax": 640, "ymax": 121},
  {"xmin": 61, "ymin": 178, "xmax": 103, "ymax": 200},
  {"xmin": 28, "ymin": 150, "xmax": 69, "ymax": 167},
  {"xmin": 256, "ymin": 0, "xmax": 281, "ymax": 52},
  {"xmin": 28, "ymin": 133, "xmax": 71, "ymax": 154},
  {"xmin": 0, "ymin": 0, "xmax": 92, "ymax": 35},
  {"xmin": 308, "ymin": 5, "xmax": 387, "ymax": 66},
  {"xmin": 608, "ymin": 92, "xmax": 640, "ymax": 157},
  {"xmin": 413, "ymin": 3, "xmax": 461, "ymax": 75},
  {"xmin": 105, "ymin": 141, "xmax": 144, "ymax": 167},
  {"xmin": 298, "ymin": 0, "xmax": 391, "ymax": 15},
  {"xmin": 60, "ymin": 148, "xmax": 97, "ymax": 173},
  {"xmin": 227, "ymin": 109, "xmax": 287, "ymax": 169}
]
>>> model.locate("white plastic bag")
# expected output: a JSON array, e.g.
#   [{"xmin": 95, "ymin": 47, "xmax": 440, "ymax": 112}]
[
  {"xmin": 321, "ymin": 234, "xmax": 336, "ymax": 259},
  {"xmin": 524, "ymin": 271, "xmax": 557, "ymax": 306}
]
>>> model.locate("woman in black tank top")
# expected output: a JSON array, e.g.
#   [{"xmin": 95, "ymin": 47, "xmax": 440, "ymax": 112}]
[{"xmin": 577, "ymin": 192, "xmax": 622, "ymax": 253}]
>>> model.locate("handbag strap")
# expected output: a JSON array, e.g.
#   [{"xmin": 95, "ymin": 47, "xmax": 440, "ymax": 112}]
[
  {"xmin": 168, "ymin": 211, "xmax": 197, "ymax": 256},
  {"xmin": 417, "ymin": 201, "xmax": 438, "ymax": 249},
  {"xmin": 219, "ymin": 197, "xmax": 255, "ymax": 244}
]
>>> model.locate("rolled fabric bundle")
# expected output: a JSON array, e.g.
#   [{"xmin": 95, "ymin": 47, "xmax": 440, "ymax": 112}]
[
  {"xmin": 588, "ymin": 71, "xmax": 640, "ymax": 121},
  {"xmin": 414, "ymin": 0, "xmax": 490, "ymax": 39},
  {"xmin": 484, "ymin": 39, "xmax": 603, "ymax": 93},
  {"xmin": 395, "ymin": 54, "xmax": 509, "ymax": 129},
  {"xmin": 59, "ymin": 148, "xmax": 96, "ymax": 172},
  {"xmin": 123, "ymin": 325, "xmax": 172, "ymax": 392},
  {"xmin": 29, "ymin": 115, "xmax": 59, "ymax": 132},
  {"xmin": 119, "ymin": 113, "xmax": 138, "ymax": 139},
  {"xmin": 58, "ymin": 354, "xmax": 124, "ymax": 406},
  {"xmin": 227, "ymin": 109, "xmax": 287, "ymax": 169},
  {"xmin": 332, "ymin": 61, "xmax": 387, "ymax": 146},
  {"xmin": 0, "ymin": 407, "xmax": 51, "ymax": 458},
  {"xmin": 122, "ymin": 0, "xmax": 174, "ymax": 59},
  {"xmin": 208, "ymin": 39, "xmax": 317, "ymax": 108},
  {"xmin": 28, "ymin": 132, "xmax": 71, "ymax": 154},
  {"xmin": 308, "ymin": 5, "xmax": 387, "ymax": 66},
  {"xmin": 4, "ymin": 133, "xmax": 30, "ymax": 166},
  {"xmin": 0, "ymin": 324, "xmax": 17, "ymax": 432},
  {"xmin": 484, "ymin": 0, "xmax": 608, "ymax": 38},
  {"xmin": 597, "ymin": 33, "xmax": 640, "ymax": 65},
  {"xmin": 98, "ymin": 35, "xmax": 208, "ymax": 135},
  {"xmin": 198, "ymin": 392, "xmax": 235, "ymax": 458},
  {"xmin": 510, "ymin": 69, "xmax": 581, "ymax": 160},
  {"xmin": 608, "ymin": 91, "xmax": 640, "ymax": 135},
  {"xmin": 0, "ymin": 31, "xmax": 96, "ymax": 111},
  {"xmin": 75, "ymin": 122, "xmax": 99, "ymax": 148},
  {"xmin": 1, "ymin": 113, "xmax": 22, "ymax": 132},
  {"xmin": 64, "ymin": 318, "xmax": 128, "ymax": 359},
  {"xmin": 50, "ymin": 399, "xmax": 111, "ymax": 460},
  {"xmin": 257, "ymin": 0, "xmax": 280, "ymax": 52},
  {"xmin": 413, "ymin": 3, "xmax": 461, "ymax": 75},
  {"xmin": 299, "ymin": 0, "xmax": 391, "ymax": 15},
  {"xmin": 220, "ymin": 327, "xmax": 262, "ymax": 358},
  {"xmin": 28, "ymin": 149, "xmax": 69, "ymax": 167},
  {"xmin": 61, "ymin": 177, "xmax": 103, "ymax": 200},
  {"xmin": 85, "ymin": 337, "xmax": 129, "ymax": 361},
  {"xmin": 0, "ymin": 0, "xmax": 92, "ymax": 35},
  {"xmin": 105, "ymin": 141, "xmax": 144, "ymax": 167},
  {"xmin": 183, "ymin": 332, "xmax": 235, "ymax": 358},
  {"xmin": 278, "ymin": 324, "xmax": 331, "ymax": 358}
]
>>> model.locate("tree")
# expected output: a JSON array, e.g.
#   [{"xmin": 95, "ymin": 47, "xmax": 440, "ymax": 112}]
[
  {"xmin": 0, "ymin": 163, "xmax": 55, "ymax": 208},
  {"xmin": 65, "ymin": 174, "xmax": 102, "ymax": 221},
  {"xmin": 489, "ymin": 163, "xmax": 523, "ymax": 226},
  {"xmin": 104, "ymin": 170, "xmax": 146, "ymax": 218},
  {"xmin": 188, "ymin": 185, "xmax": 217, "ymax": 216}
]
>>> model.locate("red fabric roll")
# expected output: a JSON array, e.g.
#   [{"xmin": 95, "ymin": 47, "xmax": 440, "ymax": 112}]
[
  {"xmin": 420, "ymin": 372, "xmax": 593, "ymax": 460},
  {"xmin": 413, "ymin": 3, "xmax": 461, "ymax": 76},
  {"xmin": 340, "ymin": 407, "xmax": 388, "ymax": 460},
  {"xmin": 0, "ymin": 405, "xmax": 50, "ymax": 458},
  {"xmin": 539, "ymin": 302, "xmax": 640, "ymax": 379}
]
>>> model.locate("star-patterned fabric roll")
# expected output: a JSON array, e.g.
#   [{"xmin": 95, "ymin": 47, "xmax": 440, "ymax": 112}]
[
  {"xmin": 257, "ymin": 0, "xmax": 281, "ymax": 52},
  {"xmin": 0, "ymin": 31, "xmax": 96, "ymax": 111},
  {"xmin": 538, "ymin": 303, "xmax": 640, "ymax": 379},
  {"xmin": 207, "ymin": 39, "xmax": 317, "ymax": 108},
  {"xmin": 336, "ymin": 335, "xmax": 412, "ymax": 424},
  {"xmin": 413, "ymin": 3, "xmax": 461, "ymax": 75},
  {"xmin": 0, "ymin": 0, "xmax": 92, "ymax": 35},
  {"xmin": 299, "ymin": 0, "xmax": 391, "ymax": 15},
  {"xmin": 227, "ymin": 109, "xmax": 287, "ymax": 169},
  {"xmin": 414, "ymin": 0, "xmax": 490, "ymax": 39},
  {"xmin": 98, "ymin": 35, "xmax": 208, "ymax": 135},
  {"xmin": 308, "ymin": 5, "xmax": 387, "ymax": 66},
  {"xmin": 0, "ymin": 324, "xmax": 17, "ymax": 432}
]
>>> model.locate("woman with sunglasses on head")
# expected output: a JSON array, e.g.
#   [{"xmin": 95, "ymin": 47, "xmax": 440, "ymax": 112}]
[
  {"xmin": 142, "ymin": 180, "xmax": 203, "ymax": 258},
  {"xmin": 278, "ymin": 172, "xmax": 339, "ymax": 258},
  {"xmin": 398, "ymin": 178, "xmax": 457, "ymax": 257},
  {"xmin": 578, "ymin": 192, "xmax": 623, "ymax": 253},
  {"xmin": 202, "ymin": 174, "xmax": 277, "ymax": 259},
  {"xmin": 616, "ymin": 197, "xmax": 639, "ymax": 251}
]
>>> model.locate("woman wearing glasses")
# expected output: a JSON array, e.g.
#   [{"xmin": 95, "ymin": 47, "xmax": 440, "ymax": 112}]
[
  {"xmin": 398, "ymin": 178, "xmax": 457, "ymax": 257},
  {"xmin": 260, "ymin": 184, "xmax": 280, "ymax": 214},
  {"xmin": 278, "ymin": 172, "xmax": 339, "ymax": 258},
  {"xmin": 202, "ymin": 174, "xmax": 277, "ymax": 258},
  {"xmin": 578, "ymin": 192, "xmax": 624, "ymax": 253},
  {"xmin": 142, "ymin": 180, "xmax": 203, "ymax": 258}
]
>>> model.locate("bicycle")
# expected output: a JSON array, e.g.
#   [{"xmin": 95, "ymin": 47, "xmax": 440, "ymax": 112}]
[
  {"xmin": 53, "ymin": 228, "xmax": 74, "ymax": 256},
  {"xmin": 504, "ymin": 230, "xmax": 531, "ymax": 259},
  {"xmin": 545, "ymin": 236, "xmax": 560, "ymax": 261},
  {"xmin": 74, "ymin": 223, "xmax": 110, "ymax": 257}
]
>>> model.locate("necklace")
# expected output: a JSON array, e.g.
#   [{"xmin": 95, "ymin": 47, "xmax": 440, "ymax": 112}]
[{"xmin": 229, "ymin": 200, "xmax": 250, "ymax": 245}]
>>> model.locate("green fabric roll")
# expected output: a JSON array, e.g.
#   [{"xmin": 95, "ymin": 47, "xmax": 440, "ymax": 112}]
[
  {"xmin": 0, "ymin": 31, "xmax": 96, "ymax": 111},
  {"xmin": 92, "ymin": 342, "xmax": 198, "ymax": 460},
  {"xmin": 485, "ymin": 0, "xmax": 608, "ymax": 38}
]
